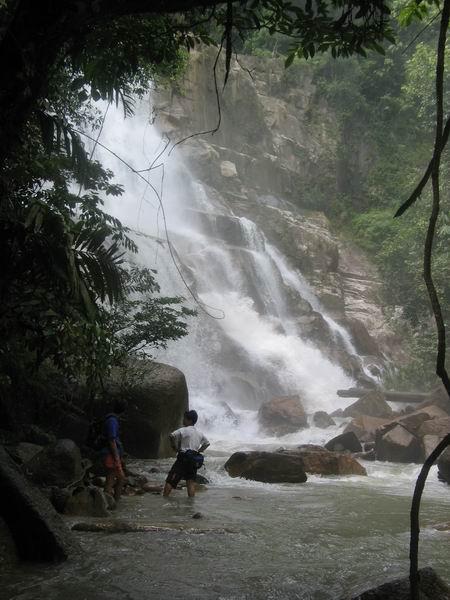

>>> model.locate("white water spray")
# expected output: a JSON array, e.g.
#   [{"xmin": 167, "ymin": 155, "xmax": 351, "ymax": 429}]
[{"xmin": 93, "ymin": 97, "xmax": 357, "ymax": 444}]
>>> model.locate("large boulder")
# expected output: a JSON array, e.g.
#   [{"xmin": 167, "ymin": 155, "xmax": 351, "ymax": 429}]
[
  {"xmin": 110, "ymin": 361, "xmax": 189, "ymax": 458},
  {"xmin": 375, "ymin": 424, "xmax": 422, "ymax": 463},
  {"xmin": 343, "ymin": 391, "xmax": 393, "ymax": 419},
  {"xmin": 24, "ymin": 439, "xmax": 85, "ymax": 488},
  {"xmin": 313, "ymin": 411, "xmax": 336, "ymax": 429},
  {"xmin": 0, "ymin": 445, "xmax": 79, "ymax": 561},
  {"xmin": 224, "ymin": 451, "xmax": 307, "ymax": 483},
  {"xmin": 418, "ymin": 416, "xmax": 450, "ymax": 439},
  {"xmin": 420, "ymin": 385, "xmax": 450, "ymax": 414},
  {"xmin": 8, "ymin": 442, "xmax": 43, "ymax": 465},
  {"xmin": 347, "ymin": 567, "xmax": 450, "ymax": 599},
  {"xmin": 258, "ymin": 395, "xmax": 308, "ymax": 436},
  {"xmin": 344, "ymin": 415, "xmax": 391, "ymax": 443},
  {"xmin": 294, "ymin": 445, "xmax": 367, "ymax": 476},
  {"xmin": 325, "ymin": 431, "xmax": 362, "ymax": 453},
  {"xmin": 64, "ymin": 486, "xmax": 109, "ymax": 517},
  {"xmin": 437, "ymin": 447, "xmax": 450, "ymax": 484}
]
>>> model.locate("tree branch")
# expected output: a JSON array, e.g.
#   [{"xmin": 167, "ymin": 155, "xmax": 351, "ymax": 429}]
[
  {"xmin": 394, "ymin": 117, "xmax": 450, "ymax": 218},
  {"xmin": 410, "ymin": 1, "xmax": 450, "ymax": 598}
]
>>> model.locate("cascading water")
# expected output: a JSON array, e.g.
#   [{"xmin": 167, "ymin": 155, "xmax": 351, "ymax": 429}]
[{"xmin": 94, "ymin": 96, "xmax": 358, "ymax": 445}]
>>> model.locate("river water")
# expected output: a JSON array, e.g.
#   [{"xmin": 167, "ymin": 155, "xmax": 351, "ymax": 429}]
[{"xmin": 3, "ymin": 450, "xmax": 450, "ymax": 600}]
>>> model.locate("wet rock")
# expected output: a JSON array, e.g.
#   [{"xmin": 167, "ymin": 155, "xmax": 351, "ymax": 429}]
[
  {"xmin": 325, "ymin": 431, "xmax": 362, "ymax": 453},
  {"xmin": 50, "ymin": 487, "xmax": 72, "ymax": 513},
  {"xmin": 353, "ymin": 449, "xmax": 376, "ymax": 461},
  {"xmin": 422, "ymin": 435, "xmax": 441, "ymax": 460},
  {"xmin": 420, "ymin": 384, "xmax": 450, "ymax": 414},
  {"xmin": 8, "ymin": 442, "xmax": 43, "ymax": 465},
  {"xmin": 108, "ymin": 361, "xmax": 189, "ymax": 459},
  {"xmin": 195, "ymin": 474, "xmax": 210, "ymax": 485},
  {"xmin": 0, "ymin": 445, "xmax": 79, "ymax": 561},
  {"xmin": 344, "ymin": 416, "xmax": 391, "ymax": 443},
  {"xmin": 347, "ymin": 566, "xmax": 450, "ymax": 599},
  {"xmin": 21, "ymin": 424, "xmax": 55, "ymax": 446},
  {"xmin": 418, "ymin": 416, "xmax": 450, "ymax": 439},
  {"xmin": 437, "ymin": 447, "xmax": 450, "ymax": 484},
  {"xmin": 343, "ymin": 391, "xmax": 393, "ymax": 419},
  {"xmin": 224, "ymin": 451, "xmax": 307, "ymax": 483},
  {"xmin": 0, "ymin": 516, "xmax": 18, "ymax": 568},
  {"xmin": 24, "ymin": 439, "xmax": 85, "ymax": 488},
  {"xmin": 192, "ymin": 512, "xmax": 203, "ymax": 519},
  {"xmin": 220, "ymin": 160, "xmax": 238, "ymax": 178},
  {"xmin": 142, "ymin": 483, "xmax": 163, "ymax": 493},
  {"xmin": 258, "ymin": 395, "xmax": 308, "ymax": 436},
  {"xmin": 91, "ymin": 476, "xmax": 106, "ymax": 488},
  {"xmin": 294, "ymin": 446, "xmax": 367, "ymax": 476},
  {"xmin": 313, "ymin": 411, "xmax": 336, "ymax": 429},
  {"xmin": 344, "ymin": 317, "xmax": 380, "ymax": 356},
  {"xmin": 375, "ymin": 424, "xmax": 422, "ymax": 463},
  {"xmin": 64, "ymin": 486, "xmax": 109, "ymax": 518},
  {"xmin": 149, "ymin": 467, "xmax": 160, "ymax": 474},
  {"xmin": 331, "ymin": 408, "xmax": 344, "ymax": 418}
]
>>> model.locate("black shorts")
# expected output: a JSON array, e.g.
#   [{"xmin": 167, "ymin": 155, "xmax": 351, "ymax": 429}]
[{"xmin": 166, "ymin": 454, "xmax": 197, "ymax": 488}]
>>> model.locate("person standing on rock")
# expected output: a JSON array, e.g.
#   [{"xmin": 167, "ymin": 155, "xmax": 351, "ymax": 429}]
[
  {"xmin": 103, "ymin": 399, "xmax": 127, "ymax": 502},
  {"xmin": 163, "ymin": 410, "xmax": 210, "ymax": 498}
]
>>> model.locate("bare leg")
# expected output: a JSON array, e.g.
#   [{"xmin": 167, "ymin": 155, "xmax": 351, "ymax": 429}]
[
  {"xmin": 186, "ymin": 480, "xmax": 196, "ymax": 498},
  {"xmin": 163, "ymin": 482, "xmax": 173, "ymax": 497},
  {"xmin": 105, "ymin": 472, "xmax": 116, "ymax": 497},
  {"xmin": 114, "ymin": 472, "xmax": 125, "ymax": 502}
]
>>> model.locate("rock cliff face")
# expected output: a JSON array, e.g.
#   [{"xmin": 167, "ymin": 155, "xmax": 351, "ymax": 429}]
[{"xmin": 153, "ymin": 50, "xmax": 404, "ymax": 371}]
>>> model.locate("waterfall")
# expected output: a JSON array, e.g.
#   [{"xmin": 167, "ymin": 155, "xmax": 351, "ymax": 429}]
[{"xmin": 93, "ymin": 97, "xmax": 357, "ymax": 440}]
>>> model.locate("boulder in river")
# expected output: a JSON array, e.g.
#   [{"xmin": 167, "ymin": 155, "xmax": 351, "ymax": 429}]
[
  {"xmin": 109, "ymin": 361, "xmax": 189, "ymax": 458},
  {"xmin": 64, "ymin": 486, "xmax": 109, "ymax": 517},
  {"xmin": 325, "ymin": 431, "xmax": 362, "ymax": 453},
  {"xmin": 294, "ymin": 445, "xmax": 367, "ymax": 476},
  {"xmin": 347, "ymin": 566, "xmax": 450, "ymax": 599},
  {"xmin": 375, "ymin": 424, "xmax": 422, "ymax": 463},
  {"xmin": 24, "ymin": 439, "xmax": 85, "ymax": 488},
  {"xmin": 343, "ymin": 390, "xmax": 393, "ymax": 419},
  {"xmin": 313, "ymin": 411, "xmax": 336, "ymax": 429},
  {"xmin": 224, "ymin": 451, "xmax": 307, "ymax": 483},
  {"xmin": 258, "ymin": 395, "xmax": 308, "ymax": 436},
  {"xmin": 417, "ymin": 416, "xmax": 450, "ymax": 439},
  {"xmin": 0, "ymin": 445, "xmax": 79, "ymax": 561},
  {"xmin": 437, "ymin": 447, "xmax": 450, "ymax": 484},
  {"xmin": 343, "ymin": 415, "xmax": 391, "ymax": 443}
]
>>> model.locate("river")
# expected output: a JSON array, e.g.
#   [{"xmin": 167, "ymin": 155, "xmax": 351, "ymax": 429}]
[{"xmin": 3, "ymin": 448, "xmax": 450, "ymax": 600}]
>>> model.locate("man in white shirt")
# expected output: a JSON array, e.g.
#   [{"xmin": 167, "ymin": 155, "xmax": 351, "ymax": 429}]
[{"xmin": 163, "ymin": 410, "xmax": 210, "ymax": 498}]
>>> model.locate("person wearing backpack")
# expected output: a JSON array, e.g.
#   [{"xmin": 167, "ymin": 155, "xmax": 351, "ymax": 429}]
[
  {"xmin": 163, "ymin": 410, "xmax": 210, "ymax": 498},
  {"xmin": 102, "ymin": 399, "xmax": 127, "ymax": 502}
]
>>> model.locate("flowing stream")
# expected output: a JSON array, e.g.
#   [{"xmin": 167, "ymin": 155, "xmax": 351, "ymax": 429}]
[{"xmin": 3, "ymin": 98, "xmax": 450, "ymax": 600}]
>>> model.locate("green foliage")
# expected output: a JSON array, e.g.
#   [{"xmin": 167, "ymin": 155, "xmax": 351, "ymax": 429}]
[{"xmin": 0, "ymin": 12, "xmax": 194, "ymax": 396}]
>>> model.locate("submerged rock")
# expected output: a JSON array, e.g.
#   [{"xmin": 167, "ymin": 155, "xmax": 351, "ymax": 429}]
[
  {"xmin": 346, "ymin": 567, "xmax": 450, "ymax": 599},
  {"xmin": 258, "ymin": 395, "xmax": 308, "ymax": 436},
  {"xmin": 224, "ymin": 451, "xmax": 307, "ymax": 483},
  {"xmin": 313, "ymin": 411, "xmax": 336, "ymax": 429},
  {"xmin": 325, "ymin": 431, "xmax": 362, "ymax": 453}
]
